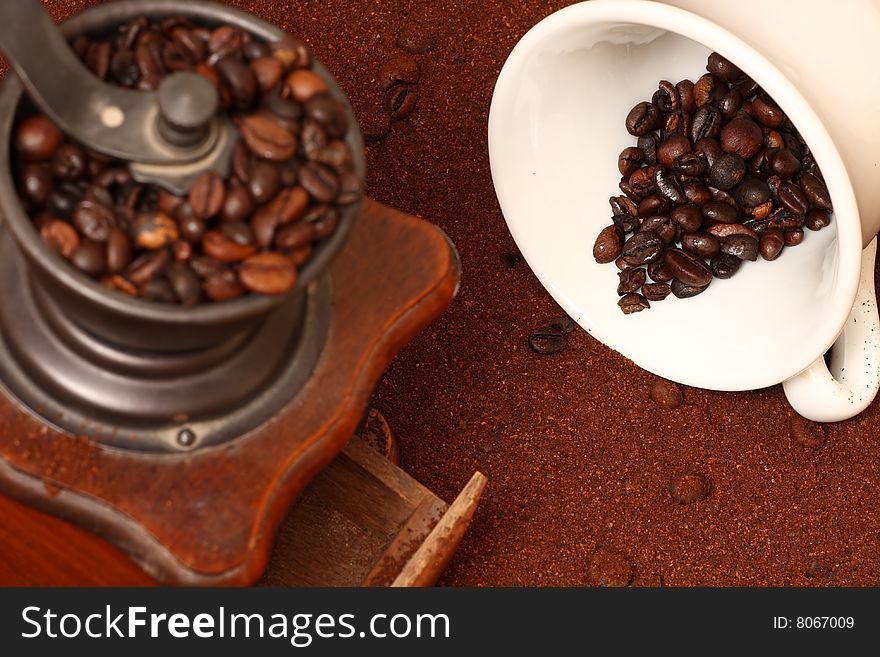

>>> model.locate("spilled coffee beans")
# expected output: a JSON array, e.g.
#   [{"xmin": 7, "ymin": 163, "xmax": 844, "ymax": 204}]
[{"xmin": 592, "ymin": 52, "xmax": 833, "ymax": 314}]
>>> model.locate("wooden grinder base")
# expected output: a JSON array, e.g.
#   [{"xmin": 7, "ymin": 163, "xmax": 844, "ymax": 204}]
[{"xmin": 0, "ymin": 198, "xmax": 482, "ymax": 586}]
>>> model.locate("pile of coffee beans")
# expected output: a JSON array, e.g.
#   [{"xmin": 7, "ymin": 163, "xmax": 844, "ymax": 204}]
[
  {"xmin": 13, "ymin": 15, "xmax": 361, "ymax": 305},
  {"xmin": 592, "ymin": 52, "xmax": 833, "ymax": 314}
]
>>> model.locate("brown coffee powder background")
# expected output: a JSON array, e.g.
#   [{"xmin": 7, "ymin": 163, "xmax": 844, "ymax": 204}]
[{"xmin": 21, "ymin": 0, "xmax": 880, "ymax": 586}]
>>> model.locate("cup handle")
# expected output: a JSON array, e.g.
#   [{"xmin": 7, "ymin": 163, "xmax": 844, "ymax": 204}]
[{"xmin": 782, "ymin": 238, "xmax": 880, "ymax": 422}]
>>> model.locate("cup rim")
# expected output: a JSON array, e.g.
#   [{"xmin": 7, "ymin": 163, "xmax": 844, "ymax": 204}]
[
  {"xmin": 0, "ymin": 0, "xmax": 366, "ymax": 325},
  {"xmin": 488, "ymin": 0, "xmax": 862, "ymax": 390}
]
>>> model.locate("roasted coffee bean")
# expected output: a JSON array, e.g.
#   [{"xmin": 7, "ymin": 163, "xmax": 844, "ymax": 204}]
[
  {"xmin": 51, "ymin": 143, "xmax": 87, "ymax": 181},
  {"xmin": 140, "ymin": 276, "xmax": 176, "ymax": 303},
  {"xmin": 680, "ymin": 232, "xmax": 720, "ymax": 258},
  {"xmin": 733, "ymin": 177, "xmax": 770, "ymax": 208},
  {"xmin": 239, "ymin": 252, "xmax": 297, "ymax": 295},
  {"xmin": 669, "ymin": 204, "xmax": 701, "ymax": 233},
  {"xmin": 693, "ymin": 137, "xmax": 722, "ymax": 169},
  {"xmin": 207, "ymin": 25, "xmax": 243, "ymax": 60},
  {"xmin": 126, "ymin": 249, "xmax": 170, "ymax": 286},
  {"xmin": 706, "ymin": 52, "xmax": 741, "ymax": 82},
  {"xmin": 683, "ymin": 181, "xmax": 713, "ymax": 206},
  {"xmin": 221, "ymin": 221, "xmax": 255, "ymax": 246},
  {"xmin": 166, "ymin": 262, "xmax": 202, "ymax": 305},
  {"xmin": 40, "ymin": 219, "xmax": 80, "ymax": 258},
  {"xmin": 768, "ymin": 207, "xmax": 804, "ymax": 230},
  {"xmin": 48, "ymin": 182, "xmax": 83, "ymax": 219},
  {"xmin": 221, "ymin": 185, "xmax": 256, "ymax": 223},
  {"xmin": 617, "ymin": 146, "xmax": 643, "ymax": 177},
  {"xmin": 790, "ymin": 414, "xmax": 826, "ymax": 449},
  {"xmin": 528, "ymin": 324, "xmax": 567, "ymax": 354},
  {"xmin": 759, "ymin": 227, "xmax": 785, "ymax": 261},
  {"xmin": 171, "ymin": 27, "xmax": 207, "ymax": 63},
  {"xmin": 106, "ymin": 227, "xmax": 132, "ymax": 273},
  {"xmin": 642, "ymin": 282, "xmax": 671, "ymax": 301},
  {"xmin": 617, "ymin": 267, "xmax": 647, "ymax": 295},
  {"xmin": 652, "ymin": 87, "xmax": 674, "ymax": 115},
  {"xmin": 102, "ymin": 274, "xmax": 138, "ymax": 296},
  {"xmin": 673, "ymin": 152, "xmax": 707, "ymax": 177},
  {"xmin": 654, "ymin": 169, "xmax": 685, "ymax": 204},
  {"xmin": 742, "ymin": 216, "xmax": 771, "ymax": 235},
  {"xmin": 299, "ymin": 161, "xmax": 339, "ymax": 203},
  {"xmin": 777, "ymin": 181, "xmax": 809, "ymax": 216},
  {"xmin": 132, "ymin": 211, "xmax": 179, "ymax": 249},
  {"xmin": 647, "ymin": 258, "xmax": 673, "ymax": 283},
  {"xmin": 657, "ymin": 134, "xmax": 690, "ymax": 170},
  {"xmin": 675, "ymin": 79, "xmax": 695, "ymax": 112},
  {"xmin": 384, "ymin": 84, "xmax": 418, "ymax": 120},
  {"xmin": 689, "ymin": 105, "xmax": 722, "ymax": 143},
  {"xmin": 247, "ymin": 161, "xmax": 280, "ymax": 204},
  {"xmin": 637, "ymin": 133, "xmax": 659, "ymax": 166},
  {"xmin": 710, "ymin": 252, "xmax": 741, "ymax": 278},
  {"xmin": 637, "ymin": 194, "xmax": 669, "ymax": 218},
  {"xmin": 19, "ymin": 163, "xmax": 53, "ymax": 206},
  {"xmin": 306, "ymin": 205, "xmax": 340, "ymax": 239},
  {"xmin": 650, "ymin": 379, "xmax": 684, "ymax": 409},
  {"xmin": 273, "ymin": 35, "xmax": 313, "ymax": 70},
  {"xmin": 242, "ymin": 39, "xmax": 271, "ymax": 61},
  {"xmin": 379, "ymin": 55, "xmax": 420, "ymax": 89},
  {"xmin": 750, "ymin": 95, "xmax": 785, "ymax": 128},
  {"xmin": 720, "ymin": 117, "xmax": 763, "ymax": 159},
  {"xmin": 669, "ymin": 473, "xmax": 711, "ymax": 504},
  {"xmin": 805, "ymin": 208, "xmax": 831, "ymax": 231},
  {"xmin": 618, "ymin": 293, "xmax": 650, "ymax": 314},
  {"xmin": 720, "ymin": 234, "xmax": 758, "ymax": 261},
  {"xmin": 618, "ymin": 178, "xmax": 643, "ymax": 203},
  {"xmin": 72, "ymin": 200, "xmax": 115, "ymax": 241},
  {"xmin": 611, "ymin": 212, "xmax": 638, "ymax": 235},
  {"xmin": 625, "ymin": 101, "xmax": 660, "ymax": 137},
  {"xmin": 670, "ymin": 278, "xmax": 709, "ymax": 298},
  {"xmin": 306, "ymin": 94, "xmax": 349, "ymax": 137},
  {"xmin": 708, "ymin": 152, "xmax": 746, "ymax": 190},
  {"xmin": 784, "ymin": 227, "xmax": 804, "ymax": 247},
  {"xmin": 203, "ymin": 270, "xmax": 245, "ymax": 301},
  {"xmin": 587, "ymin": 548, "xmax": 634, "ymax": 588},
  {"xmin": 799, "ymin": 172, "xmax": 833, "ymax": 210},
  {"xmin": 718, "ymin": 88, "xmax": 742, "ymax": 119},
  {"xmin": 217, "ymin": 56, "xmax": 258, "ymax": 110},
  {"xmin": 702, "ymin": 200, "xmax": 738, "ymax": 224},
  {"xmin": 71, "ymin": 239, "xmax": 107, "ymax": 276},
  {"xmin": 707, "ymin": 223, "xmax": 758, "ymax": 239},
  {"xmin": 16, "ymin": 115, "xmax": 63, "ymax": 161},
  {"xmin": 173, "ymin": 240, "xmax": 192, "ymax": 263},
  {"xmin": 250, "ymin": 57, "xmax": 284, "ymax": 93},
  {"xmin": 664, "ymin": 248, "xmax": 712, "ymax": 287},
  {"xmin": 275, "ymin": 221, "xmax": 318, "ymax": 250},
  {"xmin": 769, "ymin": 148, "xmax": 801, "ymax": 179},
  {"xmin": 188, "ymin": 171, "xmax": 225, "ymax": 219},
  {"xmin": 285, "ymin": 69, "xmax": 328, "ymax": 103},
  {"xmin": 693, "ymin": 73, "xmax": 716, "ymax": 107},
  {"xmin": 238, "ymin": 114, "xmax": 298, "ymax": 161},
  {"xmin": 621, "ymin": 230, "xmax": 663, "ymax": 266},
  {"xmin": 202, "ymin": 229, "xmax": 257, "ymax": 262},
  {"xmin": 177, "ymin": 210, "xmax": 206, "ymax": 243}
]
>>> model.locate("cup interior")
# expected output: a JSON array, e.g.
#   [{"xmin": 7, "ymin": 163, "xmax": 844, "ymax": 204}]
[{"xmin": 489, "ymin": 2, "xmax": 861, "ymax": 391}]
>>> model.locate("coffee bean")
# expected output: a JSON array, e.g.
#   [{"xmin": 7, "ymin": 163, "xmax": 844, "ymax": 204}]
[
  {"xmin": 664, "ymin": 248, "xmax": 712, "ymax": 287},
  {"xmin": 110, "ymin": 48, "xmax": 140, "ymax": 86},
  {"xmin": 639, "ymin": 215, "xmax": 675, "ymax": 244},
  {"xmin": 238, "ymin": 114, "xmax": 298, "ymax": 161},
  {"xmin": 72, "ymin": 200, "xmax": 115, "ymax": 242},
  {"xmin": 694, "ymin": 137, "xmax": 723, "ymax": 168},
  {"xmin": 718, "ymin": 88, "xmax": 742, "ymax": 119},
  {"xmin": 237, "ymin": 251, "xmax": 297, "ymax": 295},
  {"xmin": 222, "ymin": 185, "xmax": 256, "ymax": 223},
  {"xmin": 637, "ymin": 194, "xmax": 670, "ymax": 218},
  {"xmin": 784, "ymin": 227, "xmax": 804, "ymax": 246},
  {"xmin": 528, "ymin": 325, "xmax": 567, "ymax": 354},
  {"xmin": 799, "ymin": 172, "xmax": 833, "ymax": 210},
  {"xmin": 643, "ymin": 282, "xmax": 671, "ymax": 301},
  {"xmin": 247, "ymin": 161, "xmax": 280, "ymax": 204},
  {"xmin": 203, "ymin": 269, "xmax": 245, "ymax": 301},
  {"xmin": 306, "ymin": 95, "xmax": 349, "ymax": 138},
  {"xmin": 19, "ymin": 163, "xmax": 54, "ymax": 206},
  {"xmin": 132, "ymin": 211, "xmax": 179, "ymax": 249},
  {"xmin": 618, "ymin": 147, "xmax": 643, "ymax": 177},
  {"xmin": 673, "ymin": 152, "xmax": 707, "ymax": 177},
  {"xmin": 707, "ymin": 223, "xmax": 758, "ymax": 239},
  {"xmin": 683, "ymin": 181, "xmax": 713, "ymax": 206},
  {"xmin": 710, "ymin": 253, "xmax": 741, "ymax": 278},
  {"xmin": 549, "ymin": 315, "xmax": 575, "ymax": 333},
  {"xmin": 670, "ymin": 204, "xmax": 703, "ymax": 232},
  {"xmin": 617, "ymin": 267, "xmax": 647, "ymax": 295},
  {"xmin": 621, "ymin": 230, "xmax": 663, "ymax": 266},
  {"xmin": 638, "ymin": 133, "xmax": 659, "ymax": 166},
  {"xmin": 750, "ymin": 95, "xmax": 785, "ymax": 128},
  {"xmin": 188, "ymin": 171, "xmax": 225, "ymax": 219},
  {"xmin": 693, "ymin": 73, "xmax": 716, "ymax": 107},
  {"xmin": 625, "ymin": 101, "xmax": 660, "ymax": 137},
  {"xmin": 680, "ymin": 232, "xmax": 720, "ymax": 258},
  {"xmin": 629, "ymin": 166, "xmax": 657, "ymax": 197},
  {"xmin": 702, "ymin": 200, "xmax": 739, "ymax": 224},
  {"xmin": 202, "ymin": 229, "xmax": 257, "ymax": 262},
  {"xmin": 769, "ymin": 148, "xmax": 801, "ymax": 179},
  {"xmin": 275, "ymin": 220, "xmax": 318, "ymax": 250},
  {"xmin": 790, "ymin": 414, "xmax": 826, "ymax": 449},
  {"xmin": 707, "ymin": 153, "xmax": 746, "ymax": 191},
  {"xmin": 609, "ymin": 213, "xmax": 636, "ymax": 235},
  {"xmin": 653, "ymin": 169, "xmax": 685, "ymax": 204},
  {"xmin": 720, "ymin": 117, "xmax": 763, "ymax": 160},
  {"xmin": 720, "ymin": 234, "xmax": 758, "ymax": 261},
  {"xmin": 733, "ymin": 177, "xmax": 770, "ymax": 208},
  {"xmin": 70, "ymin": 239, "xmax": 107, "ymax": 276},
  {"xmin": 51, "ymin": 144, "xmax": 87, "ymax": 181},
  {"xmin": 777, "ymin": 181, "xmax": 809, "ymax": 216},
  {"xmin": 650, "ymin": 379, "xmax": 683, "ymax": 409},
  {"xmin": 167, "ymin": 262, "xmax": 202, "ymax": 305},
  {"xmin": 285, "ymin": 69, "xmax": 328, "ymax": 103},
  {"xmin": 676, "ymin": 79, "xmax": 695, "ymax": 113},
  {"xmin": 16, "ymin": 116, "xmax": 63, "ymax": 162},
  {"xmin": 106, "ymin": 227, "xmax": 132, "ymax": 273},
  {"xmin": 759, "ymin": 227, "xmax": 785, "ymax": 261},
  {"xmin": 384, "ymin": 84, "xmax": 418, "ymax": 119},
  {"xmin": 171, "ymin": 27, "xmax": 207, "ymax": 63},
  {"xmin": 298, "ymin": 162, "xmax": 338, "ymax": 203},
  {"xmin": 618, "ymin": 293, "xmax": 650, "ymax": 314},
  {"xmin": 217, "ymin": 55, "xmax": 258, "ymax": 111},
  {"xmin": 805, "ymin": 208, "xmax": 831, "ymax": 231},
  {"xmin": 500, "ymin": 251, "xmax": 521, "ymax": 268},
  {"xmin": 379, "ymin": 55, "xmax": 420, "ymax": 89},
  {"xmin": 40, "ymin": 219, "xmax": 80, "ymax": 258},
  {"xmin": 587, "ymin": 548, "xmax": 633, "ymax": 587},
  {"xmin": 706, "ymin": 52, "xmax": 741, "ymax": 82},
  {"xmin": 250, "ymin": 57, "xmax": 283, "ymax": 94},
  {"xmin": 207, "ymin": 25, "xmax": 243, "ymax": 60},
  {"xmin": 657, "ymin": 134, "xmax": 691, "ymax": 169},
  {"xmin": 669, "ymin": 473, "xmax": 711, "ymax": 504},
  {"xmin": 647, "ymin": 259, "xmax": 673, "ymax": 283},
  {"xmin": 670, "ymin": 278, "xmax": 709, "ymax": 298}
]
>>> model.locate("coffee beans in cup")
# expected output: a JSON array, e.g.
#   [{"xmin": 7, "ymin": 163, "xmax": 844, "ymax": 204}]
[
  {"xmin": 13, "ymin": 15, "xmax": 362, "ymax": 305},
  {"xmin": 593, "ymin": 52, "xmax": 833, "ymax": 314}
]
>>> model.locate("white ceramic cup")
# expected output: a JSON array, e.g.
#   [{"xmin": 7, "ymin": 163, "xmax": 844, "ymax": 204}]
[{"xmin": 488, "ymin": 0, "xmax": 880, "ymax": 421}]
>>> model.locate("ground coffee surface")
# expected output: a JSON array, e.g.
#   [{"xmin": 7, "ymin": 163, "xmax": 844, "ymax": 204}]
[{"xmin": 25, "ymin": 0, "xmax": 880, "ymax": 586}]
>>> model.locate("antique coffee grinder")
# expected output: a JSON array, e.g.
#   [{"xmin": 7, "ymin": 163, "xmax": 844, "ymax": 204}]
[{"xmin": 0, "ymin": 0, "xmax": 462, "ymax": 584}]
